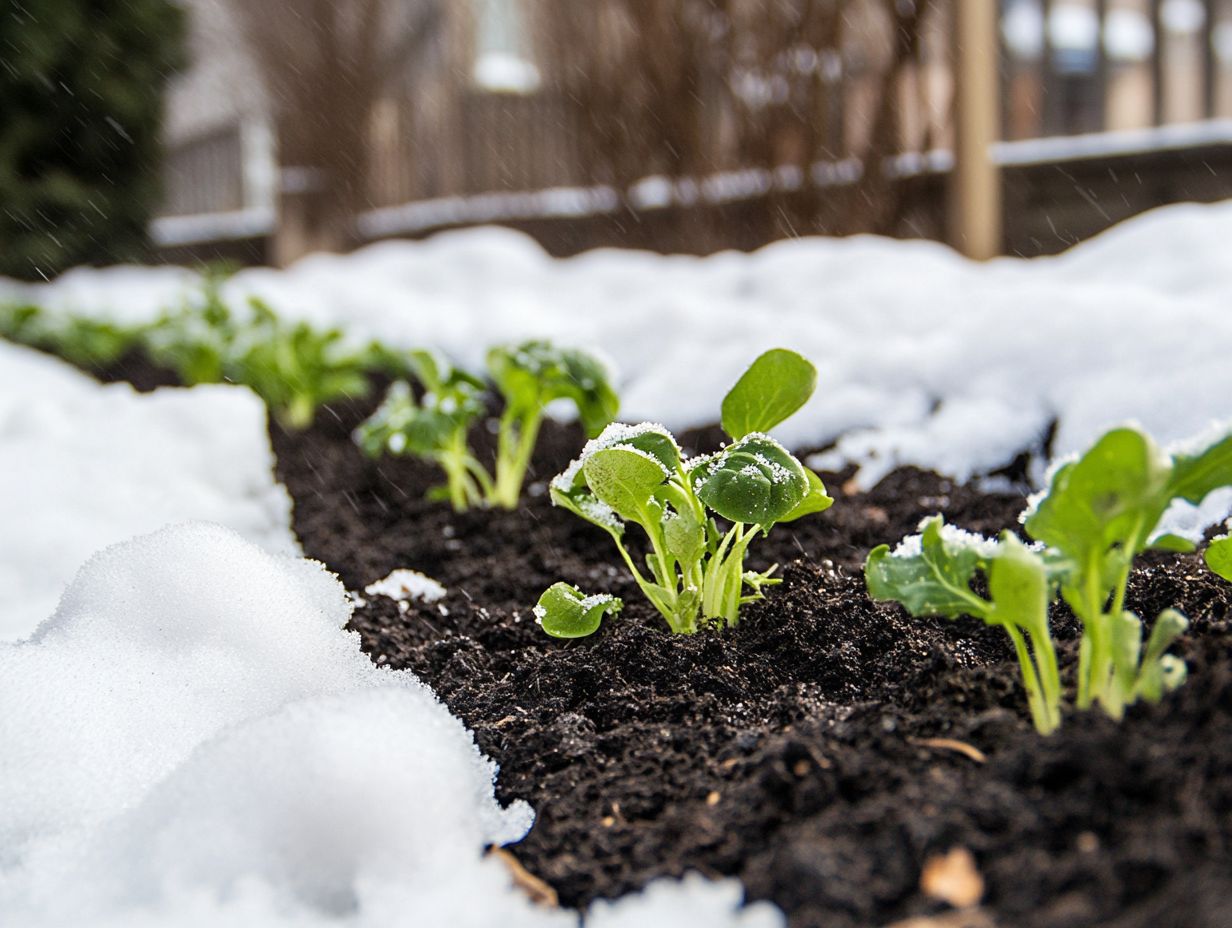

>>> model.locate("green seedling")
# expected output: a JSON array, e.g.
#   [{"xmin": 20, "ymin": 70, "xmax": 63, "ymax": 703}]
[
  {"xmin": 537, "ymin": 348, "xmax": 831, "ymax": 637},
  {"xmin": 145, "ymin": 273, "xmax": 237, "ymax": 385},
  {"xmin": 1205, "ymin": 533, "xmax": 1232, "ymax": 581},
  {"xmin": 867, "ymin": 424, "xmax": 1232, "ymax": 734},
  {"xmin": 148, "ymin": 279, "xmax": 373, "ymax": 430},
  {"xmin": 232, "ymin": 299, "xmax": 373, "ymax": 430},
  {"xmin": 0, "ymin": 304, "xmax": 44, "ymax": 343},
  {"xmin": 356, "ymin": 351, "xmax": 490, "ymax": 509},
  {"xmin": 1, "ymin": 302, "xmax": 146, "ymax": 369},
  {"xmin": 356, "ymin": 341, "xmax": 618, "ymax": 511}
]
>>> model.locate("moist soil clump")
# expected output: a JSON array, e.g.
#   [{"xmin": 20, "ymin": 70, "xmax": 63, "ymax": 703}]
[{"xmin": 270, "ymin": 398, "xmax": 1232, "ymax": 928}]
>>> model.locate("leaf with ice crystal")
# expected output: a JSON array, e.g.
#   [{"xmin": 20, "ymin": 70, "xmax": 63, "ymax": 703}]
[
  {"xmin": 695, "ymin": 434, "xmax": 808, "ymax": 527},
  {"xmin": 535, "ymin": 582, "xmax": 623, "ymax": 638},
  {"xmin": 550, "ymin": 423, "xmax": 679, "ymax": 531},
  {"xmin": 1206, "ymin": 534, "xmax": 1232, "ymax": 582},
  {"xmin": 584, "ymin": 447, "xmax": 670, "ymax": 521},
  {"xmin": 487, "ymin": 340, "xmax": 618, "ymax": 437}
]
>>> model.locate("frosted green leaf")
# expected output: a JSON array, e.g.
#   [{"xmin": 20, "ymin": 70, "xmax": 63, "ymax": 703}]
[
  {"xmin": 535, "ymin": 582, "xmax": 622, "ymax": 639},
  {"xmin": 695, "ymin": 434, "xmax": 808, "ymax": 527},
  {"xmin": 583, "ymin": 446, "xmax": 669, "ymax": 521},
  {"xmin": 1205, "ymin": 534, "xmax": 1232, "ymax": 581}
]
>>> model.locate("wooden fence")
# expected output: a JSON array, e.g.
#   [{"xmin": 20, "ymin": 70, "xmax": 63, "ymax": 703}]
[{"xmin": 157, "ymin": 2, "xmax": 1232, "ymax": 240}]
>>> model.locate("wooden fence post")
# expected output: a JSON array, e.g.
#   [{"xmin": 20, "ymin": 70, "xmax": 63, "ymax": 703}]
[{"xmin": 949, "ymin": 0, "xmax": 1003, "ymax": 260}]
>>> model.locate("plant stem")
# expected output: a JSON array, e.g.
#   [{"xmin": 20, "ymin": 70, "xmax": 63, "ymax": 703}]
[
  {"xmin": 1004, "ymin": 623, "xmax": 1059, "ymax": 735},
  {"xmin": 492, "ymin": 408, "xmax": 542, "ymax": 509}
]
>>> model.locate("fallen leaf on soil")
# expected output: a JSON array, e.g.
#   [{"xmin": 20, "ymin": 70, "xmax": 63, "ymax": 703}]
[
  {"xmin": 487, "ymin": 847, "xmax": 559, "ymax": 907},
  {"xmin": 884, "ymin": 909, "xmax": 996, "ymax": 928},
  {"xmin": 910, "ymin": 737, "xmax": 988, "ymax": 764},
  {"xmin": 920, "ymin": 847, "xmax": 985, "ymax": 909}
]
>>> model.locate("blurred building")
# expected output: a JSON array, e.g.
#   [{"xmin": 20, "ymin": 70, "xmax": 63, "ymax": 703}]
[{"xmin": 154, "ymin": 0, "xmax": 1232, "ymax": 261}]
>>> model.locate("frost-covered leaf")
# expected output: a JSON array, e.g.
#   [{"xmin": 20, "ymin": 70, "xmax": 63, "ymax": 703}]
[
  {"xmin": 865, "ymin": 516, "xmax": 991, "ymax": 620},
  {"xmin": 488, "ymin": 340, "xmax": 618, "ymax": 437},
  {"xmin": 721, "ymin": 348, "xmax": 816, "ymax": 440},
  {"xmin": 583, "ymin": 447, "xmax": 668, "ymax": 521},
  {"xmin": 1205, "ymin": 534, "xmax": 1232, "ymax": 581},
  {"xmin": 778, "ymin": 467, "xmax": 834, "ymax": 523},
  {"xmin": 534, "ymin": 582, "xmax": 622, "ymax": 639},
  {"xmin": 695, "ymin": 434, "xmax": 808, "ymax": 527}
]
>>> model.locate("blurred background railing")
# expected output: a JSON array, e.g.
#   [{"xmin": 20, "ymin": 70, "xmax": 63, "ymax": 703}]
[{"xmin": 148, "ymin": 0, "xmax": 1232, "ymax": 263}]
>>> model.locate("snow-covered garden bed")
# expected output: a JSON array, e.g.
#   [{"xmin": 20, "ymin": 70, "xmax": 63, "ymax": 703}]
[{"xmin": 4, "ymin": 201, "xmax": 1232, "ymax": 927}]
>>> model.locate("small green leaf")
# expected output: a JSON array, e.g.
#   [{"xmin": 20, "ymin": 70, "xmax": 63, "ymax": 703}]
[
  {"xmin": 1134, "ymin": 608, "xmax": 1189, "ymax": 702},
  {"xmin": 1149, "ymin": 533, "xmax": 1198, "ymax": 554},
  {"xmin": 721, "ymin": 348, "xmax": 817, "ymax": 440},
  {"xmin": 778, "ymin": 467, "xmax": 834, "ymax": 523},
  {"xmin": 695, "ymin": 434, "xmax": 808, "ymax": 527},
  {"xmin": 1168, "ymin": 432, "xmax": 1232, "ymax": 505},
  {"xmin": 1205, "ymin": 534, "xmax": 1232, "ymax": 581},
  {"xmin": 583, "ymin": 447, "xmax": 668, "ymax": 521},
  {"xmin": 865, "ymin": 516, "xmax": 991, "ymax": 620},
  {"xmin": 1024, "ymin": 428, "xmax": 1170, "ymax": 564},
  {"xmin": 985, "ymin": 533, "xmax": 1049, "ymax": 632},
  {"xmin": 488, "ymin": 341, "xmax": 619, "ymax": 437},
  {"xmin": 613, "ymin": 425, "xmax": 682, "ymax": 473},
  {"xmin": 534, "ymin": 582, "xmax": 622, "ymax": 638},
  {"xmin": 663, "ymin": 509, "xmax": 705, "ymax": 564}
]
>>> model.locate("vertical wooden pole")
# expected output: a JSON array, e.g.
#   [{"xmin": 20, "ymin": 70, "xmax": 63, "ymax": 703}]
[
  {"xmin": 949, "ymin": 0, "xmax": 1003, "ymax": 260},
  {"xmin": 1151, "ymin": 0, "xmax": 1166, "ymax": 125},
  {"xmin": 1201, "ymin": 0, "xmax": 1217, "ymax": 118},
  {"xmin": 1094, "ymin": 0, "xmax": 1110, "ymax": 130}
]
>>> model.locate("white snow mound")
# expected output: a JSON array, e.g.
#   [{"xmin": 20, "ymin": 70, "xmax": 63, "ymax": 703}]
[
  {"xmin": 0, "ymin": 523, "xmax": 779, "ymax": 928},
  {"xmin": 0, "ymin": 342, "xmax": 295, "ymax": 641},
  {"xmin": 5, "ymin": 200, "xmax": 1231, "ymax": 498}
]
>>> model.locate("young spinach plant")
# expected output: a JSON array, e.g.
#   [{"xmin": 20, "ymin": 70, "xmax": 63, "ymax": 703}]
[
  {"xmin": 145, "ymin": 272, "xmax": 237, "ymax": 385},
  {"xmin": 1, "ymin": 302, "xmax": 147, "ymax": 370},
  {"xmin": 232, "ymin": 299, "xmax": 373, "ymax": 430},
  {"xmin": 356, "ymin": 350, "xmax": 491, "ymax": 510},
  {"xmin": 149, "ymin": 283, "xmax": 374, "ymax": 430},
  {"xmin": 536, "ymin": 348, "xmax": 831, "ymax": 638},
  {"xmin": 356, "ymin": 341, "xmax": 618, "ymax": 511},
  {"xmin": 867, "ymin": 425, "xmax": 1232, "ymax": 734}
]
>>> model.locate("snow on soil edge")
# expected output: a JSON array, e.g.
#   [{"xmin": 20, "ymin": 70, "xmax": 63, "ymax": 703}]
[
  {"xmin": 0, "ymin": 524, "xmax": 782, "ymax": 928},
  {"xmin": 0, "ymin": 342, "xmax": 296, "ymax": 641}
]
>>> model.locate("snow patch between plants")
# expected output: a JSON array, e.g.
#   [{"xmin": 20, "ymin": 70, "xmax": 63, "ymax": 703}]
[
  {"xmin": 0, "ymin": 524, "xmax": 781, "ymax": 928},
  {"xmin": 363, "ymin": 568, "xmax": 448, "ymax": 604},
  {"xmin": 0, "ymin": 342, "xmax": 296, "ymax": 641}
]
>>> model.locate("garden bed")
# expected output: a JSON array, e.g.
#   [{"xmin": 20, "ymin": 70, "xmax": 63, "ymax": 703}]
[
  {"xmin": 264, "ymin": 393, "xmax": 1232, "ymax": 928},
  {"xmin": 16, "ymin": 199, "xmax": 1232, "ymax": 926}
]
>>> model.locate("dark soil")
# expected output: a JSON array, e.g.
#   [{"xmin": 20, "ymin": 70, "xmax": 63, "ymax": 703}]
[
  {"xmin": 76, "ymin": 353, "xmax": 1232, "ymax": 927},
  {"xmin": 268, "ymin": 393, "xmax": 1232, "ymax": 928}
]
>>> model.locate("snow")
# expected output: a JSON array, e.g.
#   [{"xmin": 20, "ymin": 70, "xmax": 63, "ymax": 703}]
[
  {"xmin": 364, "ymin": 568, "xmax": 447, "ymax": 604},
  {"xmin": 0, "ymin": 342, "xmax": 295, "ymax": 641},
  {"xmin": 473, "ymin": 52, "xmax": 542, "ymax": 94},
  {"xmin": 0, "ymin": 523, "xmax": 778, "ymax": 928},
  {"xmin": 151, "ymin": 207, "xmax": 275, "ymax": 247},
  {"xmin": 8, "ymin": 200, "xmax": 1232, "ymax": 507}
]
